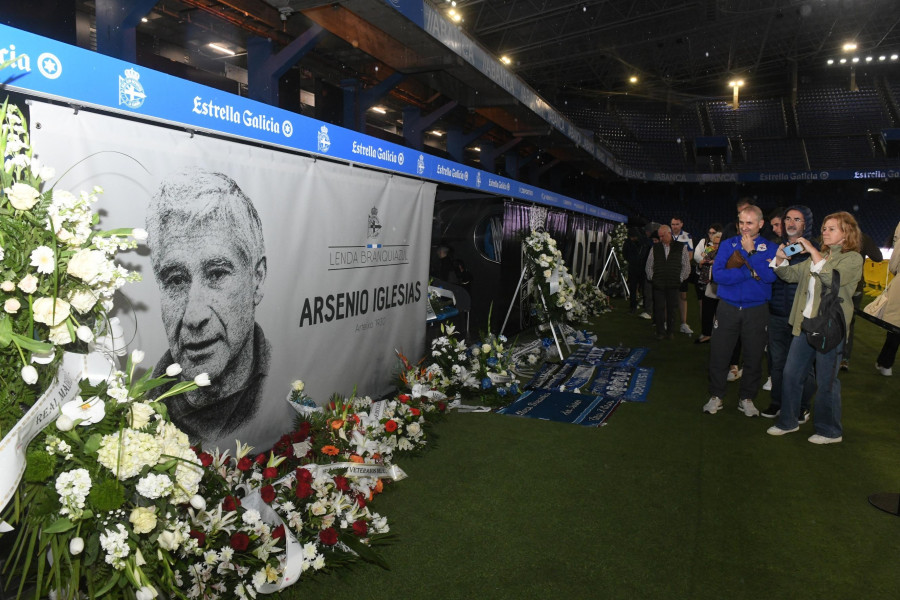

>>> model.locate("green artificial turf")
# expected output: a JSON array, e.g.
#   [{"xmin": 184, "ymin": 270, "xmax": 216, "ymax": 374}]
[{"xmin": 287, "ymin": 299, "xmax": 900, "ymax": 600}]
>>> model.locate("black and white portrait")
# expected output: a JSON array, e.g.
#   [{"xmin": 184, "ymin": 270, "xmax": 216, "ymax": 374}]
[
  {"xmin": 30, "ymin": 102, "xmax": 433, "ymax": 455},
  {"xmin": 146, "ymin": 170, "xmax": 286, "ymax": 451}
]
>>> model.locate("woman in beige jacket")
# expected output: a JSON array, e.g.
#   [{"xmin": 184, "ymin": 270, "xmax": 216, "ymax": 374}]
[
  {"xmin": 766, "ymin": 212, "xmax": 863, "ymax": 444},
  {"xmin": 875, "ymin": 221, "xmax": 900, "ymax": 376}
]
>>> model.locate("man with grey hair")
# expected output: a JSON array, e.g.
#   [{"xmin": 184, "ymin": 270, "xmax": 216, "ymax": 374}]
[
  {"xmin": 645, "ymin": 224, "xmax": 691, "ymax": 339},
  {"xmin": 147, "ymin": 169, "xmax": 278, "ymax": 451},
  {"xmin": 703, "ymin": 205, "xmax": 777, "ymax": 417}
]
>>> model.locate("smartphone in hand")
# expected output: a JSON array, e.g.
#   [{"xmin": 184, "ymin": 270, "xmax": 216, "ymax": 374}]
[{"xmin": 783, "ymin": 242, "xmax": 804, "ymax": 256}]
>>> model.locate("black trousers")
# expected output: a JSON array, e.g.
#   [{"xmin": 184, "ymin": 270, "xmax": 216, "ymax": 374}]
[
  {"xmin": 877, "ymin": 331, "xmax": 900, "ymax": 368},
  {"xmin": 700, "ymin": 294, "xmax": 719, "ymax": 337},
  {"xmin": 709, "ymin": 302, "xmax": 769, "ymax": 400},
  {"xmin": 652, "ymin": 286, "xmax": 680, "ymax": 336}
]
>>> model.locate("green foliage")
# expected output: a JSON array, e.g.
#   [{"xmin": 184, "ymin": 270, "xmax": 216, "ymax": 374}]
[
  {"xmin": 87, "ymin": 478, "xmax": 125, "ymax": 513},
  {"xmin": 23, "ymin": 449, "xmax": 54, "ymax": 482}
]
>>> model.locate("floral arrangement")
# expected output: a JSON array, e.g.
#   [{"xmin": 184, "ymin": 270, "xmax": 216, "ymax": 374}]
[
  {"xmin": 522, "ymin": 229, "xmax": 580, "ymax": 323},
  {"xmin": 0, "ymin": 100, "xmax": 142, "ymax": 435},
  {"xmin": 466, "ymin": 333, "xmax": 520, "ymax": 405},
  {"xmin": 417, "ymin": 323, "xmax": 474, "ymax": 396},
  {"xmin": 571, "ymin": 282, "xmax": 611, "ymax": 321},
  {"xmin": 4, "ymin": 360, "xmax": 442, "ymax": 599}
]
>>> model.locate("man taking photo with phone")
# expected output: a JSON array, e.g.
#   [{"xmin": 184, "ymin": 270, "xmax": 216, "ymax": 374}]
[{"xmin": 761, "ymin": 205, "xmax": 817, "ymax": 420}]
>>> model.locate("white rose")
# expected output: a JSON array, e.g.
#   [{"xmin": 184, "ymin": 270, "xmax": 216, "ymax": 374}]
[
  {"xmin": 0, "ymin": 280, "xmax": 14, "ymax": 292},
  {"xmin": 17, "ymin": 274, "xmax": 38, "ymax": 294},
  {"xmin": 407, "ymin": 422, "xmax": 421, "ymax": 436},
  {"xmin": 292, "ymin": 380, "xmax": 305, "ymax": 392},
  {"xmin": 21, "ymin": 365, "xmax": 38, "ymax": 384},
  {"xmin": 543, "ymin": 269, "xmax": 552, "ymax": 279},
  {"xmin": 481, "ymin": 343, "xmax": 491, "ymax": 353},
  {"xmin": 157, "ymin": 529, "xmax": 181, "ymax": 551},
  {"xmin": 69, "ymin": 537, "xmax": 84, "ymax": 555},
  {"xmin": 56, "ymin": 414, "xmax": 74, "ymax": 431},
  {"xmin": 32, "ymin": 297, "xmax": 71, "ymax": 326},
  {"xmin": 4, "ymin": 298, "xmax": 20, "ymax": 314},
  {"xmin": 68, "ymin": 289, "xmax": 97, "ymax": 313},
  {"xmin": 165, "ymin": 363, "xmax": 182, "ymax": 377},
  {"xmin": 66, "ymin": 249, "xmax": 106, "ymax": 283},
  {"xmin": 49, "ymin": 323, "xmax": 73, "ymax": 345},
  {"xmin": 75, "ymin": 325, "xmax": 93, "ymax": 343},
  {"xmin": 4, "ymin": 182, "xmax": 41, "ymax": 210},
  {"xmin": 129, "ymin": 506, "xmax": 157, "ymax": 535}
]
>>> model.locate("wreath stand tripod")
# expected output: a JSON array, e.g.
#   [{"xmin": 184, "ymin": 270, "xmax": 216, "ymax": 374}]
[
  {"xmin": 500, "ymin": 265, "xmax": 567, "ymax": 361},
  {"xmin": 596, "ymin": 246, "xmax": 631, "ymax": 298}
]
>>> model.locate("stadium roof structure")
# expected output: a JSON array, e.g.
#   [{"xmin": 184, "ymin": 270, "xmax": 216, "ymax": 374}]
[{"xmin": 25, "ymin": 1, "xmax": 900, "ymax": 184}]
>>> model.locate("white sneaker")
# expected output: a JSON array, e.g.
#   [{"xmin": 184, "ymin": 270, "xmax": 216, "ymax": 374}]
[
  {"xmin": 762, "ymin": 377, "xmax": 772, "ymax": 391},
  {"xmin": 726, "ymin": 366, "xmax": 743, "ymax": 382},
  {"xmin": 876, "ymin": 363, "xmax": 893, "ymax": 376},
  {"xmin": 738, "ymin": 399, "xmax": 760, "ymax": 417},
  {"xmin": 638, "ymin": 312, "xmax": 651, "ymax": 320},
  {"xmin": 680, "ymin": 323, "xmax": 694, "ymax": 334},
  {"xmin": 767, "ymin": 425, "xmax": 798, "ymax": 436},
  {"xmin": 798, "ymin": 410, "xmax": 810, "ymax": 424},
  {"xmin": 703, "ymin": 396, "xmax": 723, "ymax": 414},
  {"xmin": 808, "ymin": 434, "xmax": 842, "ymax": 445}
]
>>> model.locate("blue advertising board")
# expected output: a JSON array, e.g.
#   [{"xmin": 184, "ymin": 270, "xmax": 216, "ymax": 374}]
[{"xmin": 0, "ymin": 23, "xmax": 625, "ymax": 222}]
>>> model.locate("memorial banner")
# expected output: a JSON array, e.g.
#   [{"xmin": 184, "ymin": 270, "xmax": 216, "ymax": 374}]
[
  {"xmin": 498, "ymin": 390, "xmax": 621, "ymax": 427},
  {"xmin": 30, "ymin": 102, "xmax": 435, "ymax": 454}
]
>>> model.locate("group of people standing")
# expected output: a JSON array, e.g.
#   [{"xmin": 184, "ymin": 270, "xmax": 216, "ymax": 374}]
[{"xmin": 624, "ymin": 200, "xmax": 900, "ymax": 445}]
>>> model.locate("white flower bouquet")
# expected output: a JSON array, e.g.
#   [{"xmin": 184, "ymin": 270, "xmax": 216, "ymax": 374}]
[
  {"xmin": 0, "ymin": 100, "xmax": 142, "ymax": 435},
  {"xmin": 522, "ymin": 229, "xmax": 581, "ymax": 324}
]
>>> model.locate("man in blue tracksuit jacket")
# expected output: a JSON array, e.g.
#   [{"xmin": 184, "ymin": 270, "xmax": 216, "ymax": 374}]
[{"xmin": 703, "ymin": 205, "xmax": 778, "ymax": 417}]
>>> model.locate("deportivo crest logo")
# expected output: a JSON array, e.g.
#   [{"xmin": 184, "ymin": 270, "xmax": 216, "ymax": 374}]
[
  {"xmin": 317, "ymin": 125, "xmax": 331, "ymax": 153},
  {"xmin": 367, "ymin": 206, "xmax": 382, "ymax": 240},
  {"xmin": 118, "ymin": 68, "xmax": 145, "ymax": 109}
]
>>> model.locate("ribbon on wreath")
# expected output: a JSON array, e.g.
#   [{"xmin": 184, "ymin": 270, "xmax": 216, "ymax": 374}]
[{"xmin": 0, "ymin": 353, "xmax": 87, "ymax": 531}]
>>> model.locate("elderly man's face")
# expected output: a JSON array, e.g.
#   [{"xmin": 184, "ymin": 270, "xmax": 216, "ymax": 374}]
[
  {"xmin": 154, "ymin": 221, "xmax": 264, "ymax": 384},
  {"xmin": 658, "ymin": 227, "xmax": 673, "ymax": 244},
  {"xmin": 784, "ymin": 210, "xmax": 805, "ymax": 239}
]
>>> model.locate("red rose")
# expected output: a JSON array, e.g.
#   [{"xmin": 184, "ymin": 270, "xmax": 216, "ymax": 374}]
[
  {"xmin": 230, "ymin": 532, "xmax": 250, "ymax": 551},
  {"xmin": 297, "ymin": 422, "xmax": 311, "ymax": 438},
  {"xmin": 295, "ymin": 482, "xmax": 313, "ymax": 499},
  {"xmin": 272, "ymin": 524, "xmax": 285, "ymax": 540},
  {"xmin": 236, "ymin": 457, "xmax": 253, "ymax": 471},
  {"xmin": 260, "ymin": 485, "xmax": 276, "ymax": 504},
  {"xmin": 410, "ymin": 407, "xmax": 421, "ymax": 416},
  {"xmin": 352, "ymin": 519, "xmax": 368, "ymax": 537},
  {"xmin": 398, "ymin": 394, "xmax": 410, "ymax": 403},
  {"xmin": 255, "ymin": 453, "xmax": 267, "ymax": 465},
  {"xmin": 198, "ymin": 452, "xmax": 213, "ymax": 467},
  {"xmin": 438, "ymin": 402, "xmax": 447, "ymax": 412},
  {"xmin": 319, "ymin": 527, "xmax": 338, "ymax": 546},
  {"xmin": 384, "ymin": 420, "xmax": 398, "ymax": 433},
  {"xmin": 263, "ymin": 467, "xmax": 278, "ymax": 479},
  {"xmin": 223, "ymin": 495, "xmax": 241, "ymax": 511},
  {"xmin": 189, "ymin": 530, "xmax": 206, "ymax": 547},
  {"xmin": 333, "ymin": 476, "xmax": 350, "ymax": 492},
  {"xmin": 356, "ymin": 494, "xmax": 367, "ymax": 509},
  {"xmin": 296, "ymin": 468, "xmax": 313, "ymax": 483}
]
